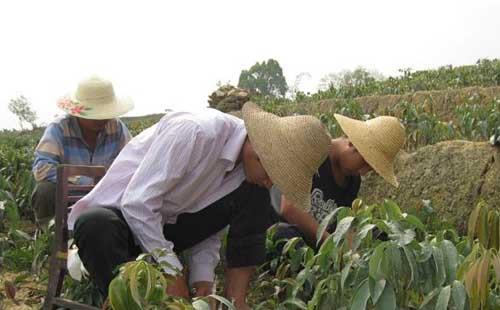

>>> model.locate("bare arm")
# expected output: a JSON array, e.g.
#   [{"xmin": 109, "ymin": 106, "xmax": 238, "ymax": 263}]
[{"xmin": 280, "ymin": 194, "xmax": 329, "ymax": 246}]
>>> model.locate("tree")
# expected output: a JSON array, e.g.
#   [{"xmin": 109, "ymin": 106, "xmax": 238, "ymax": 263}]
[
  {"xmin": 318, "ymin": 67, "xmax": 384, "ymax": 91},
  {"xmin": 8, "ymin": 95, "xmax": 37, "ymax": 130},
  {"xmin": 238, "ymin": 59, "xmax": 288, "ymax": 97}
]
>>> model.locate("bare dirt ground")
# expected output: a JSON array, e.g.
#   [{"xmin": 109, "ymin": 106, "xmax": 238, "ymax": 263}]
[{"xmin": 0, "ymin": 271, "xmax": 45, "ymax": 309}]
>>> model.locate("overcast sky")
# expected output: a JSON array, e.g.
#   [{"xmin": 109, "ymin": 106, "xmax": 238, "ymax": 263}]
[{"xmin": 1, "ymin": 0, "xmax": 499, "ymax": 130}]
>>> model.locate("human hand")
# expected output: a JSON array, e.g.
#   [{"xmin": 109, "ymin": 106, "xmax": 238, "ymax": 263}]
[{"xmin": 165, "ymin": 274, "xmax": 190, "ymax": 299}]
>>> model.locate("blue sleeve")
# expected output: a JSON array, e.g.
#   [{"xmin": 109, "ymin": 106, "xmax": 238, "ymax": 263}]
[{"xmin": 32, "ymin": 123, "xmax": 64, "ymax": 183}]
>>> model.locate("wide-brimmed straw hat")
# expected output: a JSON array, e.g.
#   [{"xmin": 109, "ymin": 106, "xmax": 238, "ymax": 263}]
[
  {"xmin": 334, "ymin": 114, "xmax": 406, "ymax": 187},
  {"xmin": 56, "ymin": 76, "xmax": 134, "ymax": 120},
  {"xmin": 242, "ymin": 102, "xmax": 331, "ymax": 211}
]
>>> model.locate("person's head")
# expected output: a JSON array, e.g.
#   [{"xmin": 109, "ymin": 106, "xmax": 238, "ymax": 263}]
[
  {"xmin": 57, "ymin": 76, "xmax": 134, "ymax": 122},
  {"xmin": 241, "ymin": 137, "xmax": 273, "ymax": 189},
  {"xmin": 334, "ymin": 137, "xmax": 372, "ymax": 177},
  {"xmin": 241, "ymin": 102, "xmax": 331, "ymax": 210},
  {"xmin": 334, "ymin": 114, "xmax": 406, "ymax": 187}
]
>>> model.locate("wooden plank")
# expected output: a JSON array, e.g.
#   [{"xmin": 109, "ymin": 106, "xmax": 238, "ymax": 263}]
[{"xmin": 53, "ymin": 297, "xmax": 101, "ymax": 310}]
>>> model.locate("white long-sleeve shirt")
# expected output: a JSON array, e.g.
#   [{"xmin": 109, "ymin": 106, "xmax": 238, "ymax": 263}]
[{"xmin": 68, "ymin": 108, "xmax": 247, "ymax": 285}]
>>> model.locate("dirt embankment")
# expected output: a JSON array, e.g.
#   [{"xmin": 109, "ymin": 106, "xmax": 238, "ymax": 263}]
[
  {"xmin": 359, "ymin": 141, "xmax": 500, "ymax": 232},
  {"xmin": 274, "ymin": 86, "xmax": 500, "ymax": 121}
]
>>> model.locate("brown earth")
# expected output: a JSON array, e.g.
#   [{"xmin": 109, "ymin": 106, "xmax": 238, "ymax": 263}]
[
  {"xmin": 272, "ymin": 86, "xmax": 500, "ymax": 121},
  {"xmin": 359, "ymin": 141, "xmax": 500, "ymax": 232},
  {"xmin": 0, "ymin": 272, "xmax": 44, "ymax": 310}
]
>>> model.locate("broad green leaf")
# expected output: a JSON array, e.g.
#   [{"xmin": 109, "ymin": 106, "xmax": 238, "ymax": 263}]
[
  {"xmin": 450, "ymin": 280, "xmax": 467, "ymax": 310},
  {"xmin": 350, "ymin": 279, "xmax": 370, "ymax": 310},
  {"xmin": 419, "ymin": 288, "xmax": 440, "ymax": 309},
  {"xmin": 192, "ymin": 299, "xmax": 211, "ymax": 310},
  {"xmin": 440, "ymin": 240, "xmax": 458, "ymax": 284},
  {"xmin": 333, "ymin": 216, "xmax": 355, "ymax": 246},
  {"xmin": 282, "ymin": 298, "xmax": 307, "ymax": 309},
  {"xmin": 477, "ymin": 205, "xmax": 489, "ymax": 247},
  {"xmin": 435, "ymin": 285, "xmax": 451, "ymax": 310},
  {"xmin": 108, "ymin": 276, "xmax": 140, "ymax": 310},
  {"xmin": 374, "ymin": 282, "xmax": 396, "ymax": 310},
  {"xmin": 403, "ymin": 245, "xmax": 418, "ymax": 288},
  {"xmin": 369, "ymin": 243, "xmax": 387, "ymax": 280},
  {"xmin": 383, "ymin": 199, "xmax": 403, "ymax": 220},
  {"xmin": 283, "ymin": 237, "xmax": 302, "ymax": 256},
  {"xmin": 488, "ymin": 210, "xmax": 499, "ymax": 250},
  {"xmin": 353, "ymin": 224, "xmax": 376, "ymax": 250},
  {"xmin": 392, "ymin": 228, "xmax": 416, "ymax": 247},
  {"xmin": 316, "ymin": 207, "xmax": 347, "ymax": 247},
  {"xmin": 431, "ymin": 246, "xmax": 447, "ymax": 287},
  {"xmin": 403, "ymin": 214, "xmax": 426, "ymax": 232},
  {"xmin": 341, "ymin": 261, "xmax": 353, "ymax": 291},
  {"xmin": 492, "ymin": 253, "xmax": 500, "ymax": 283},
  {"xmin": 205, "ymin": 294, "xmax": 236, "ymax": 309},
  {"xmin": 477, "ymin": 253, "xmax": 490, "ymax": 306},
  {"xmin": 467, "ymin": 203, "xmax": 482, "ymax": 241},
  {"xmin": 369, "ymin": 277, "xmax": 386, "ymax": 305}
]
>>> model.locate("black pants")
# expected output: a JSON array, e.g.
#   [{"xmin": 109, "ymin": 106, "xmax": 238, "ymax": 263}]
[
  {"xmin": 73, "ymin": 181, "xmax": 274, "ymax": 296},
  {"xmin": 32, "ymin": 181, "xmax": 56, "ymax": 226}
]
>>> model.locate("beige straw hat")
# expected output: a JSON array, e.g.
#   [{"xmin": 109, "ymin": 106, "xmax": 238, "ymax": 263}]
[
  {"xmin": 242, "ymin": 102, "xmax": 331, "ymax": 211},
  {"xmin": 334, "ymin": 114, "xmax": 406, "ymax": 187},
  {"xmin": 57, "ymin": 76, "xmax": 134, "ymax": 120}
]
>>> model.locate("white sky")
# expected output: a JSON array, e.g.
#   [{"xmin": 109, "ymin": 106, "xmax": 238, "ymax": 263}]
[{"xmin": 1, "ymin": 0, "xmax": 499, "ymax": 129}]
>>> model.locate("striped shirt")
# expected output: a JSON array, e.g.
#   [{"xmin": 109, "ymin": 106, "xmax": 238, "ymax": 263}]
[{"xmin": 33, "ymin": 115, "xmax": 131, "ymax": 184}]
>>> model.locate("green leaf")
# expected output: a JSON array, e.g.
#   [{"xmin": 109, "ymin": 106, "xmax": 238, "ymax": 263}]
[
  {"xmin": 431, "ymin": 246, "xmax": 447, "ymax": 287},
  {"xmin": 369, "ymin": 243, "xmax": 387, "ymax": 280},
  {"xmin": 108, "ymin": 276, "xmax": 140, "ymax": 310},
  {"xmin": 477, "ymin": 205, "xmax": 489, "ymax": 247},
  {"xmin": 282, "ymin": 298, "xmax": 307, "ymax": 309},
  {"xmin": 192, "ymin": 299, "xmax": 211, "ymax": 310},
  {"xmin": 282, "ymin": 237, "xmax": 302, "ymax": 256},
  {"xmin": 419, "ymin": 288, "xmax": 440, "ymax": 309},
  {"xmin": 374, "ymin": 282, "xmax": 396, "ymax": 310},
  {"xmin": 435, "ymin": 285, "xmax": 451, "ymax": 310},
  {"xmin": 350, "ymin": 279, "xmax": 370, "ymax": 310},
  {"xmin": 353, "ymin": 224, "xmax": 376, "ymax": 250},
  {"xmin": 316, "ymin": 207, "xmax": 347, "ymax": 247},
  {"xmin": 205, "ymin": 294, "xmax": 236, "ymax": 310},
  {"xmin": 383, "ymin": 199, "xmax": 403, "ymax": 220},
  {"xmin": 403, "ymin": 214, "xmax": 426, "ymax": 232},
  {"xmin": 369, "ymin": 277, "xmax": 386, "ymax": 305},
  {"xmin": 403, "ymin": 245, "xmax": 419, "ymax": 288},
  {"xmin": 440, "ymin": 240, "xmax": 458, "ymax": 284},
  {"xmin": 341, "ymin": 261, "xmax": 353, "ymax": 291},
  {"xmin": 333, "ymin": 216, "xmax": 355, "ymax": 246},
  {"xmin": 467, "ymin": 203, "xmax": 482, "ymax": 241},
  {"xmin": 450, "ymin": 280, "xmax": 467, "ymax": 310},
  {"xmin": 392, "ymin": 228, "xmax": 416, "ymax": 247}
]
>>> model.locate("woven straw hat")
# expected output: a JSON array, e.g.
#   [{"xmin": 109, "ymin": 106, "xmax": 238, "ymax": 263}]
[
  {"xmin": 242, "ymin": 102, "xmax": 331, "ymax": 211},
  {"xmin": 334, "ymin": 114, "xmax": 406, "ymax": 187},
  {"xmin": 57, "ymin": 76, "xmax": 134, "ymax": 120}
]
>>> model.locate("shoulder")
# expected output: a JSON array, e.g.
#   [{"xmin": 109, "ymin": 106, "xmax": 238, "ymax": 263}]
[
  {"xmin": 158, "ymin": 108, "xmax": 244, "ymax": 140},
  {"xmin": 41, "ymin": 116, "xmax": 68, "ymax": 139}
]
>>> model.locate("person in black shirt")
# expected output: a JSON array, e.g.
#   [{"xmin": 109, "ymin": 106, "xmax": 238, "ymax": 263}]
[{"xmin": 270, "ymin": 113, "xmax": 406, "ymax": 248}]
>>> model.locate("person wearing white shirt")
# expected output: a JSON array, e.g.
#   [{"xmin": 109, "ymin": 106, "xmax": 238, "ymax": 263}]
[{"xmin": 68, "ymin": 102, "xmax": 331, "ymax": 309}]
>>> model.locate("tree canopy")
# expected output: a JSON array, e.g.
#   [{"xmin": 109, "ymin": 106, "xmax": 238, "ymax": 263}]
[{"xmin": 238, "ymin": 59, "xmax": 288, "ymax": 97}]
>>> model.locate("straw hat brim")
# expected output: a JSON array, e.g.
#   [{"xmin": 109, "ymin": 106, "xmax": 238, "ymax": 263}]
[
  {"xmin": 58, "ymin": 95, "xmax": 134, "ymax": 120},
  {"xmin": 334, "ymin": 114, "xmax": 399, "ymax": 187},
  {"xmin": 242, "ymin": 102, "xmax": 325, "ymax": 211}
]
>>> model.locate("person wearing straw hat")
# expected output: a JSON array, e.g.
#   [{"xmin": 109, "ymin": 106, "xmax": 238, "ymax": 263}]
[
  {"xmin": 269, "ymin": 113, "xmax": 406, "ymax": 249},
  {"xmin": 32, "ymin": 76, "xmax": 134, "ymax": 226},
  {"xmin": 67, "ymin": 102, "xmax": 331, "ymax": 309}
]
